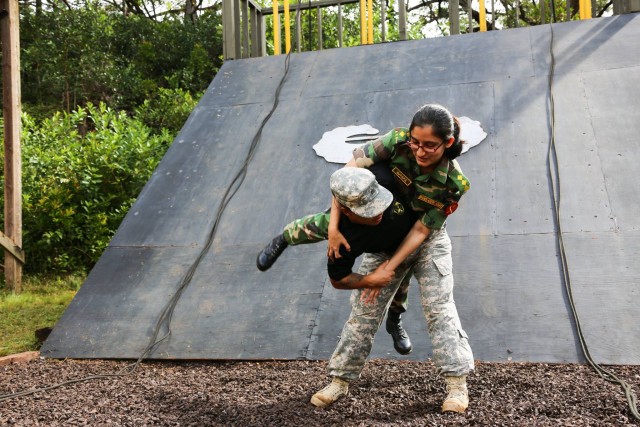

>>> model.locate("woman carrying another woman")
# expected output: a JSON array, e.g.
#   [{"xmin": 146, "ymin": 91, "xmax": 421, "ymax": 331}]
[{"xmin": 312, "ymin": 103, "xmax": 475, "ymax": 413}]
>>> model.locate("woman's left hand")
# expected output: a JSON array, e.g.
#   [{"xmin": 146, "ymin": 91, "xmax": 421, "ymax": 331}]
[{"xmin": 360, "ymin": 287, "xmax": 382, "ymax": 304}]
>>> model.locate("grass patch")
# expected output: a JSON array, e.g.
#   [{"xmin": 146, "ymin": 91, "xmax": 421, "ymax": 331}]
[{"xmin": 0, "ymin": 274, "xmax": 84, "ymax": 357}]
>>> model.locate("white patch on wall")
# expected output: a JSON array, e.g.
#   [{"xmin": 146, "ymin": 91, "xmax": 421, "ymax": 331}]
[
  {"xmin": 458, "ymin": 116, "xmax": 487, "ymax": 154},
  {"xmin": 312, "ymin": 124, "xmax": 379, "ymax": 164},
  {"xmin": 312, "ymin": 118, "xmax": 487, "ymax": 164}
]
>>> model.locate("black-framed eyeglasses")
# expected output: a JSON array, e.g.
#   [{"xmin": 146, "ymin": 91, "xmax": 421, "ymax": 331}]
[{"xmin": 405, "ymin": 135, "xmax": 446, "ymax": 153}]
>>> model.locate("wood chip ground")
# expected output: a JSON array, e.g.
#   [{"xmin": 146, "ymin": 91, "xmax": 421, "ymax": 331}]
[{"xmin": 1, "ymin": 359, "xmax": 639, "ymax": 426}]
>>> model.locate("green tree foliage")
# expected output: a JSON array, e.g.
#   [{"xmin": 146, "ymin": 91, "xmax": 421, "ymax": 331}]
[
  {"xmin": 134, "ymin": 87, "xmax": 201, "ymax": 134},
  {"xmin": 1, "ymin": 105, "xmax": 173, "ymax": 273},
  {"xmin": 0, "ymin": 2, "xmax": 216, "ymax": 275},
  {"xmin": 20, "ymin": 4, "xmax": 222, "ymax": 119}
]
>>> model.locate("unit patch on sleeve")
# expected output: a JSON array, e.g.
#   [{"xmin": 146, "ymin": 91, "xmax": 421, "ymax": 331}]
[
  {"xmin": 417, "ymin": 194, "xmax": 445, "ymax": 209},
  {"xmin": 444, "ymin": 202, "xmax": 459, "ymax": 215}
]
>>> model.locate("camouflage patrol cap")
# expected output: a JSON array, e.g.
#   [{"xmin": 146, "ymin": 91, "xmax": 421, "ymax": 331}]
[{"xmin": 330, "ymin": 168, "xmax": 393, "ymax": 218}]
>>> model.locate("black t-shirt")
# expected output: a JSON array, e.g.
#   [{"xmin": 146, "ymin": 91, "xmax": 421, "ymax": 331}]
[{"xmin": 327, "ymin": 163, "xmax": 418, "ymax": 281}]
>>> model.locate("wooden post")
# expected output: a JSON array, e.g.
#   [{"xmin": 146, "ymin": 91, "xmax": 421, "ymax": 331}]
[
  {"xmin": 1, "ymin": 0, "xmax": 23, "ymax": 292},
  {"xmin": 233, "ymin": 0, "xmax": 241, "ymax": 55},
  {"xmin": 295, "ymin": 8, "xmax": 301, "ymax": 52},
  {"xmin": 273, "ymin": 0, "xmax": 280, "ymax": 54},
  {"xmin": 241, "ymin": 0, "xmax": 249, "ymax": 58},
  {"xmin": 283, "ymin": 0, "xmax": 290, "ymax": 53},
  {"xmin": 380, "ymin": 0, "xmax": 386, "ymax": 41},
  {"xmin": 367, "ymin": 0, "xmax": 373, "ymax": 44},
  {"xmin": 360, "ymin": 0, "xmax": 366, "ymax": 44},
  {"xmin": 449, "ymin": 0, "xmax": 460, "ymax": 35},
  {"xmin": 250, "ymin": 6, "xmax": 259, "ymax": 57},
  {"xmin": 223, "ymin": 0, "xmax": 238, "ymax": 59},
  {"xmin": 398, "ymin": 0, "xmax": 406, "ymax": 40},
  {"xmin": 338, "ymin": 2, "xmax": 343, "ymax": 47},
  {"xmin": 491, "ymin": 0, "xmax": 494, "ymax": 29},
  {"xmin": 317, "ymin": 6, "xmax": 322, "ymax": 49}
]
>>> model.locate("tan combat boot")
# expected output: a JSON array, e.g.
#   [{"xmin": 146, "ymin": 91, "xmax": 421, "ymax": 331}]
[
  {"xmin": 441, "ymin": 375, "xmax": 469, "ymax": 413},
  {"xmin": 310, "ymin": 377, "xmax": 349, "ymax": 408}
]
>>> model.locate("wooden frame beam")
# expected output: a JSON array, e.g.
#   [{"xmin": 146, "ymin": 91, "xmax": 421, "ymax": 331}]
[{"xmin": 1, "ymin": 0, "xmax": 23, "ymax": 291}]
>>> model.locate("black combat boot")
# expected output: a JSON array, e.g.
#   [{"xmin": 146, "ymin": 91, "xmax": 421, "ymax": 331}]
[
  {"xmin": 386, "ymin": 310, "xmax": 412, "ymax": 355},
  {"xmin": 256, "ymin": 234, "xmax": 289, "ymax": 271}
]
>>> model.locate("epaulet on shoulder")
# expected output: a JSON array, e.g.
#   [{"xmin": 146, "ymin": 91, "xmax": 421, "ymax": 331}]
[
  {"xmin": 449, "ymin": 159, "xmax": 460, "ymax": 173},
  {"xmin": 392, "ymin": 128, "xmax": 409, "ymax": 140},
  {"xmin": 448, "ymin": 159, "xmax": 470, "ymax": 192}
]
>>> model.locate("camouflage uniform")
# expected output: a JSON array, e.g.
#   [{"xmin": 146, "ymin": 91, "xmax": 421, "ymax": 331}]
[
  {"xmin": 353, "ymin": 128, "xmax": 470, "ymax": 230},
  {"xmin": 328, "ymin": 229, "xmax": 475, "ymax": 380},
  {"xmin": 282, "ymin": 210, "xmax": 411, "ymax": 313},
  {"xmin": 325, "ymin": 128, "xmax": 474, "ymax": 379}
]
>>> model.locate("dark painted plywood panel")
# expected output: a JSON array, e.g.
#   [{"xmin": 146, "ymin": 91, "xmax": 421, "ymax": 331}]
[
  {"xmin": 111, "ymin": 103, "xmax": 268, "ymax": 247},
  {"xmin": 41, "ymin": 246, "xmax": 202, "ymax": 359},
  {"xmin": 547, "ymin": 74, "xmax": 616, "ymax": 233},
  {"xmin": 449, "ymin": 234, "xmax": 581, "ymax": 363},
  {"xmin": 531, "ymin": 14, "xmax": 640, "ymax": 78},
  {"xmin": 41, "ymin": 242, "xmax": 330, "ymax": 359},
  {"xmin": 563, "ymin": 232, "xmax": 640, "ymax": 365},
  {"xmin": 213, "ymin": 93, "xmax": 374, "ymax": 246},
  {"xmin": 301, "ymin": 29, "xmax": 534, "ymax": 99},
  {"xmin": 157, "ymin": 243, "xmax": 328, "ymax": 359},
  {"xmin": 583, "ymin": 66, "xmax": 640, "ymax": 232},
  {"xmin": 493, "ymin": 77, "xmax": 557, "ymax": 235},
  {"xmin": 204, "ymin": 52, "xmax": 318, "ymax": 107}
]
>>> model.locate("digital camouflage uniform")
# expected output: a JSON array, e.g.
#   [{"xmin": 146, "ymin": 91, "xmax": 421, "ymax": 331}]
[
  {"xmin": 327, "ymin": 128, "xmax": 474, "ymax": 379},
  {"xmin": 282, "ymin": 210, "xmax": 411, "ymax": 313}
]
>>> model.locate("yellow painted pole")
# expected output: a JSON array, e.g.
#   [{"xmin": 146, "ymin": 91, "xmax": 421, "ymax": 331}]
[
  {"xmin": 283, "ymin": 0, "xmax": 291, "ymax": 53},
  {"xmin": 581, "ymin": 0, "xmax": 592, "ymax": 19},
  {"xmin": 579, "ymin": 0, "xmax": 583, "ymax": 18},
  {"xmin": 360, "ymin": 0, "xmax": 367, "ymax": 44},
  {"xmin": 273, "ymin": 0, "xmax": 280, "ymax": 55},
  {"xmin": 479, "ymin": 0, "xmax": 487, "ymax": 31},
  {"xmin": 367, "ymin": 0, "xmax": 374, "ymax": 44}
]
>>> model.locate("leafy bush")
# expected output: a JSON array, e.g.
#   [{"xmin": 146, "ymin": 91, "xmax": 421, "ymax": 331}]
[
  {"xmin": 1, "ymin": 104, "xmax": 173, "ymax": 273},
  {"xmin": 135, "ymin": 87, "xmax": 201, "ymax": 135}
]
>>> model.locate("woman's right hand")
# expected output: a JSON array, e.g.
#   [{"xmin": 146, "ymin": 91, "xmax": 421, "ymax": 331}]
[{"xmin": 328, "ymin": 229, "xmax": 350, "ymax": 261}]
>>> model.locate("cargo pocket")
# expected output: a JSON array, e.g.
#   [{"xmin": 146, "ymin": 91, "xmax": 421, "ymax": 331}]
[
  {"xmin": 457, "ymin": 328, "xmax": 469, "ymax": 340},
  {"xmin": 433, "ymin": 255, "xmax": 452, "ymax": 276}
]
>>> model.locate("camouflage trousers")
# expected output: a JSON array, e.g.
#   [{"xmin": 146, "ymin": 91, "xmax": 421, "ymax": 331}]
[
  {"xmin": 327, "ymin": 229, "xmax": 475, "ymax": 380},
  {"xmin": 282, "ymin": 210, "xmax": 408, "ymax": 313}
]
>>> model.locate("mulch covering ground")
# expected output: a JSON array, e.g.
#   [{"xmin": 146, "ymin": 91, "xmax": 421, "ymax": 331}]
[{"xmin": 1, "ymin": 358, "xmax": 639, "ymax": 426}]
